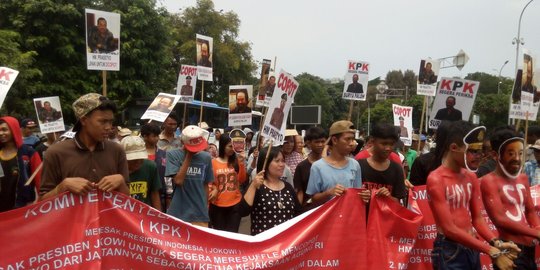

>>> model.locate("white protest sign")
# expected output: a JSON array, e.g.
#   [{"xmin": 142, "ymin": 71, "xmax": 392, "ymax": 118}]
[
  {"xmin": 256, "ymin": 59, "xmax": 272, "ymax": 107},
  {"xmin": 416, "ymin": 59, "xmax": 441, "ymax": 96},
  {"xmin": 0, "ymin": 67, "xmax": 19, "ymax": 109},
  {"xmin": 196, "ymin": 34, "xmax": 213, "ymax": 82},
  {"xmin": 85, "ymin": 9, "xmax": 120, "ymax": 71},
  {"xmin": 429, "ymin": 77, "xmax": 479, "ymax": 129},
  {"xmin": 261, "ymin": 69, "xmax": 299, "ymax": 145},
  {"xmin": 176, "ymin": 65, "xmax": 197, "ymax": 103},
  {"xmin": 140, "ymin": 93, "xmax": 181, "ymax": 122},
  {"xmin": 342, "ymin": 60, "xmax": 369, "ymax": 101},
  {"xmin": 393, "ymin": 104, "xmax": 413, "ymax": 146},
  {"xmin": 228, "ymin": 85, "xmax": 253, "ymax": 127},
  {"xmin": 33, "ymin": 96, "xmax": 65, "ymax": 134},
  {"xmin": 510, "ymin": 50, "xmax": 539, "ymax": 120}
]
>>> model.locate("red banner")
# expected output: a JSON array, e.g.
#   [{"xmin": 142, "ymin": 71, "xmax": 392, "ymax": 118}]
[
  {"xmin": 0, "ymin": 189, "xmax": 367, "ymax": 269},
  {"xmin": 366, "ymin": 194, "xmax": 423, "ymax": 269}
]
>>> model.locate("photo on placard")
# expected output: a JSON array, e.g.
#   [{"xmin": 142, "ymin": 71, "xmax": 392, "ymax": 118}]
[
  {"xmin": 33, "ymin": 96, "xmax": 65, "ymax": 134},
  {"xmin": 196, "ymin": 36, "xmax": 212, "ymax": 68},
  {"xmin": 85, "ymin": 9, "xmax": 120, "ymax": 71},
  {"xmin": 228, "ymin": 85, "xmax": 253, "ymax": 127},
  {"xmin": 141, "ymin": 93, "xmax": 181, "ymax": 122},
  {"xmin": 176, "ymin": 64, "xmax": 197, "ymax": 102},
  {"xmin": 417, "ymin": 60, "xmax": 440, "ymax": 85},
  {"xmin": 257, "ymin": 59, "xmax": 271, "ymax": 106}
]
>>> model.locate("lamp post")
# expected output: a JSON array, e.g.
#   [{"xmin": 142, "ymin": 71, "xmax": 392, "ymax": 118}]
[
  {"xmin": 498, "ymin": 60, "xmax": 509, "ymax": 94},
  {"xmin": 509, "ymin": 0, "xmax": 534, "ymax": 125},
  {"xmin": 513, "ymin": 0, "xmax": 534, "ymax": 74}
]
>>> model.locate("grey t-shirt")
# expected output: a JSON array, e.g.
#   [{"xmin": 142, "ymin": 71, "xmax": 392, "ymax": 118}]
[
  {"xmin": 306, "ymin": 157, "xmax": 362, "ymax": 196},
  {"xmin": 165, "ymin": 149, "xmax": 214, "ymax": 222}
]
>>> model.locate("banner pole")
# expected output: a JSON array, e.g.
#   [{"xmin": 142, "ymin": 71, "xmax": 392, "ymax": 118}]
[
  {"xmin": 261, "ymin": 140, "xmax": 274, "ymax": 171},
  {"xmin": 523, "ymin": 113, "xmax": 529, "ymax": 166},
  {"xmin": 182, "ymin": 103, "xmax": 187, "ymax": 129},
  {"xmin": 102, "ymin": 70, "xmax": 107, "ymax": 97},
  {"xmin": 417, "ymin": 96, "xmax": 427, "ymax": 152},
  {"xmin": 199, "ymin": 82, "xmax": 204, "ymax": 124},
  {"xmin": 347, "ymin": 101, "xmax": 354, "ymax": 121}
]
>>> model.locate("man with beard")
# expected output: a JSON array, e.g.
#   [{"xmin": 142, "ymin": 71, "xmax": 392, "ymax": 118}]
[
  {"xmin": 230, "ymin": 89, "xmax": 252, "ymax": 114},
  {"xmin": 150, "ymin": 96, "xmax": 174, "ymax": 113},
  {"xmin": 427, "ymin": 121, "xmax": 519, "ymax": 270},
  {"xmin": 88, "ymin": 17, "xmax": 116, "ymax": 53},
  {"xmin": 358, "ymin": 123, "xmax": 407, "ymax": 203},
  {"xmin": 434, "ymin": 96, "xmax": 463, "ymax": 122},
  {"xmin": 481, "ymin": 128, "xmax": 540, "ymax": 269},
  {"xmin": 197, "ymin": 40, "xmax": 212, "ymax": 67}
]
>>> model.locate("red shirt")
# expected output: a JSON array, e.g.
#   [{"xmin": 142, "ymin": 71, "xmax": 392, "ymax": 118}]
[{"xmin": 355, "ymin": 149, "xmax": 402, "ymax": 165}]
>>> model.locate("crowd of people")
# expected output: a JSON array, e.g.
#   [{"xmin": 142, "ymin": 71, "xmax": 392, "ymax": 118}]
[{"xmin": 4, "ymin": 92, "xmax": 540, "ymax": 269}]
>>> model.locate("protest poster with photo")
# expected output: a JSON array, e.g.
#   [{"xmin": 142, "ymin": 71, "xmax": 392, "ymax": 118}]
[
  {"xmin": 176, "ymin": 65, "xmax": 197, "ymax": 102},
  {"xmin": 85, "ymin": 9, "xmax": 120, "ymax": 71},
  {"xmin": 261, "ymin": 69, "xmax": 299, "ymax": 145},
  {"xmin": 196, "ymin": 34, "xmax": 213, "ymax": 82},
  {"xmin": 416, "ymin": 59, "xmax": 441, "ymax": 96},
  {"xmin": 342, "ymin": 60, "xmax": 369, "ymax": 101},
  {"xmin": 228, "ymin": 85, "xmax": 253, "ymax": 127},
  {"xmin": 230, "ymin": 128, "xmax": 246, "ymax": 154},
  {"xmin": 428, "ymin": 77, "xmax": 479, "ymax": 129},
  {"xmin": 393, "ymin": 104, "xmax": 413, "ymax": 146},
  {"xmin": 140, "ymin": 93, "xmax": 180, "ymax": 122},
  {"xmin": 510, "ymin": 50, "xmax": 540, "ymax": 120},
  {"xmin": 256, "ymin": 59, "xmax": 272, "ymax": 107},
  {"xmin": 0, "ymin": 67, "xmax": 19, "ymax": 109},
  {"xmin": 33, "ymin": 96, "xmax": 65, "ymax": 134}
]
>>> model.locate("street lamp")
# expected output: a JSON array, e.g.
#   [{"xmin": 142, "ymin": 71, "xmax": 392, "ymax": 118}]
[
  {"xmin": 509, "ymin": 0, "xmax": 534, "ymax": 125},
  {"xmin": 513, "ymin": 0, "xmax": 534, "ymax": 74},
  {"xmin": 498, "ymin": 60, "xmax": 509, "ymax": 94}
]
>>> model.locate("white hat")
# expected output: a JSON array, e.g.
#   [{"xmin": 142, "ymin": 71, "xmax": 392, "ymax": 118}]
[
  {"xmin": 118, "ymin": 128, "xmax": 132, "ymax": 137},
  {"xmin": 121, "ymin": 136, "xmax": 148, "ymax": 161},
  {"xmin": 181, "ymin": 125, "xmax": 208, "ymax": 152}
]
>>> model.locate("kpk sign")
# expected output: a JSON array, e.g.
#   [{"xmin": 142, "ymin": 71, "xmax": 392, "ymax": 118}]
[
  {"xmin": 342, "ymin": 60, "xmax": 369, "ymax": 101},
  {"xmin": 0, "ymin": 67, "xmax": 19, "ymax": 108},
  {"xmin": 428, "ymin": 77, "xmax": 479, "ymax": 129},
  {"xmin": 261, "ymin": 69, "xmax": 299, "ymax": 145}
]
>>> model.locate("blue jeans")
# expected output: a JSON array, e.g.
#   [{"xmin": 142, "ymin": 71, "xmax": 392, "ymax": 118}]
[
  {"xmin": 432, "ymin": 234, "xmax": 481, "ymax": 270},
  {"xmin": 493, "ymin": 240, "xmax": 536, "ymax": 270}
]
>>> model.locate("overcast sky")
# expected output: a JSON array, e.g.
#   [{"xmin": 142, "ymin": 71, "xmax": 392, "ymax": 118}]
[{"xmin": 159, "ymin": 0, "xmax": 539, "ymax": 81}]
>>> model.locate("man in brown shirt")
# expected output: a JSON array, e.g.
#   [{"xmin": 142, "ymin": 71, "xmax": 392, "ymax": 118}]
[{"xmin": 40, "ymin": 93, "xmax": 129, "ymax": 199}]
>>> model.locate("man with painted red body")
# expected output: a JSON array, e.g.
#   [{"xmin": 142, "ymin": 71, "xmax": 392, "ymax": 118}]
[
  {"xmin": 480, "ymin": 128, "xmax": 540, "ymax": 269},
  {"xmin": 427, "ymin": 121, "xmax": 519, "ymax": 270}
]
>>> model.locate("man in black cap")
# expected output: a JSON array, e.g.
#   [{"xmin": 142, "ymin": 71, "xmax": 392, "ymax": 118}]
[
  {"xmin": 180, "ymin": 76, "xmax": 194, "ymax": 96},
  {"xmin": 269, "ymin": 93, "xmax": 287, "ymax": 129}
]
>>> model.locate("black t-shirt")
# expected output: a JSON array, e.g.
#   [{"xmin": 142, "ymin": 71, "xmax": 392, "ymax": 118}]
[
  {"xmin": 409, "ymin": 152, "xmax": 438, "ymax": 186},
  {"xmin": 0, "ymin": 156, "xmax": 20, "ymax": 212},
  {"xmin": 293, "ymin": 158, "xmax": 312, "ymax": 203},
  {"xmin": 358, "ymin": 158, "xmax": 407, "ymax": 199}
]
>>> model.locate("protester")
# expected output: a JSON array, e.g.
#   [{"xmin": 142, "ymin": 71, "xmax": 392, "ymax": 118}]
[
  {"xmin": 140, "ymin": 122, "xmax": 170, "ymax": 211},
  {"xmin": 294, "ymin": 135, "xmax": 306, "ymax": 158},
  {"xmin": 481, "ymin": 128, "xmax": 540, "ymax": 269},
  {"xmin": 476, "ymin": 132, "xmax": 497, "ymax": 178},
  {"xmin": 240, "ymin": 146, "xmax": 301, "ymax": 235},
  {"xmin": 209, "ymin": 134, "xmax": 247, "ymax": 232},
  {"xmin": 35, "ymin": 131, "xmax": 62, "ymax": 160},
  {"xmin": 293, "ymin": 126, "xmax": 327, "ymax": 206},
  {"xmin": 524, "ymin": 139, "xmax": 540, "ymax": 186},
  {"xmin": 40, "ymin": 93, "xmax": 130, "ymax": 200},
  {"xmin": 157, "ymin": 114, "xmax": 182, "ymax": 151},
  {"xmin": 20, "ymin": 118, "xmax": 40, "ymax": 148},
  {"xmin": 165, "ymin": 125, "xmax": 216, "ymax": 227},
  {"xmin": 359, "ymin": 123, "xmax": 407, "ymax": 203},
  {"xmin": 244, "ymin": 128, "xmax": 254, "ymax": 151},
  {"xmin": 0, "ymin": 116, "xmax": 42, "ymax": 213},
  {"xmin": 121, "ymin": 136, "xmax": 162, "ymax": 210},
  {"xmin": 526, "ymin": 126, "xmax": 540, "ymax": 162},
  {"xmin": 426, "ymin": 121, "xmax": 519, "ymax": 270},
  {"xmin": 306, "ymin": 120, "xmax": 368, "ymax": 205},
  {"xmin": 282, "ymin": 130, "xmax": 303, "ymax": 177},
  {"xmin": 207, "ymin": 143, "xmax": 218, "ymax": 159}
]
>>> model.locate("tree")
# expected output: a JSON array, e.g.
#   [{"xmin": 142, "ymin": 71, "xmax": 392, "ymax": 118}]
[
  {"xmin": 0, "ymin": 0, "xmax": 173, "ymax": 123},
  {"xmin": 169, "ymin": 0, "xmax": 257, "ymax": 107}
]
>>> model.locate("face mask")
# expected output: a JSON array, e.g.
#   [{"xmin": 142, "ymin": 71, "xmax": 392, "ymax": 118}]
[
  {"xmin": 463, "ymin": 126, "xmax": 486, "ymax": 173},
  {"xmin": 497, "ymin": 137, "xmax": 525, "ymax": 179}
]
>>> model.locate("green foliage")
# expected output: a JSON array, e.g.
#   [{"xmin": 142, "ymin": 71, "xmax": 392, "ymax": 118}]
[{"xmin": 0, "ymin": 0, "xmax": 173, "ymax": 124}]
